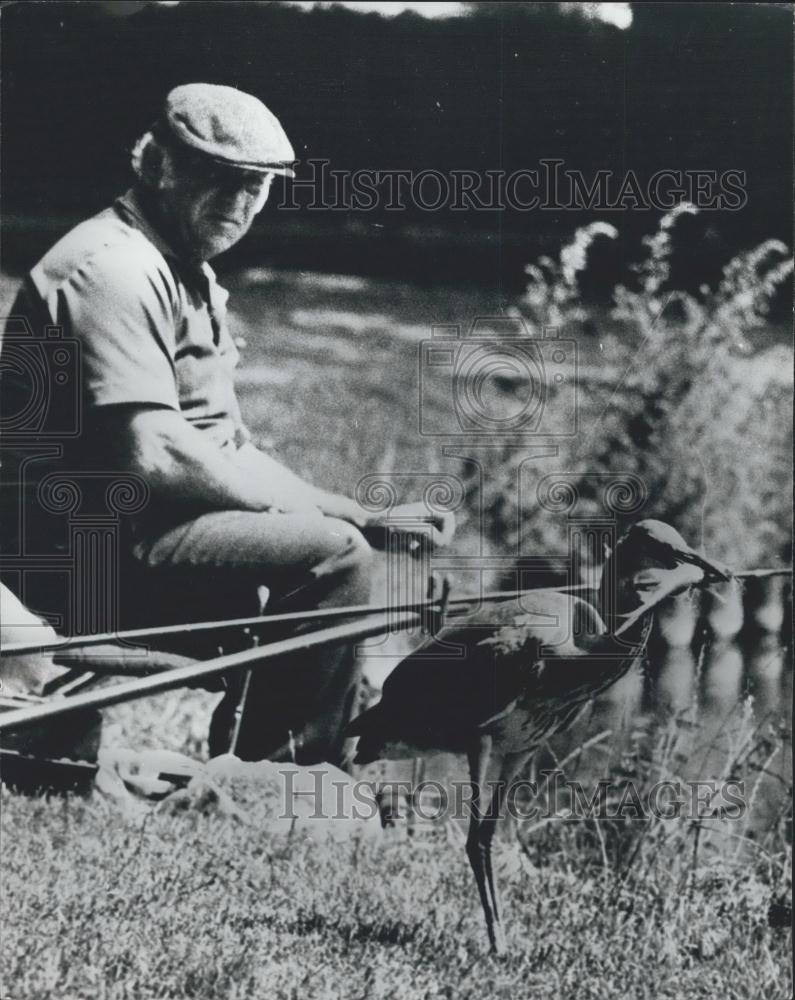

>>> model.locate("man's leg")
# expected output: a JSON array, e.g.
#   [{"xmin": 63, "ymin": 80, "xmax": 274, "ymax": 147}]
[{"xmin": 132, "ymin": 510, "xmax": 373, "ymax": 766}]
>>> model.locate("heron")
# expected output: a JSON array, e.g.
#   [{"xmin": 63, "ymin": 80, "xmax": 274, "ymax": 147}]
[{"xmin": 347, "ymin": 519, "xmax": 731, "ymax": 953}]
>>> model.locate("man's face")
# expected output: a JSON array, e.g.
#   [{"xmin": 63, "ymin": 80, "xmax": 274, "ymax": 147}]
[{"xmin": 157, "ymin": 149, "xmax": 274, "ymax": 261}]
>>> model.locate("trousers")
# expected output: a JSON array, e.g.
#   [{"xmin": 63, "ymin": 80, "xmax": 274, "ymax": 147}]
[{"xmin": 129, "ymin": 510, "xmax": 374, "ymax": 767}]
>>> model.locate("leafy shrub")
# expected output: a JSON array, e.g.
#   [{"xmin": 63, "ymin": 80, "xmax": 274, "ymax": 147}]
[{"xmin": 483, "ymin": 206, "xmax": 793, "ymax": 572}]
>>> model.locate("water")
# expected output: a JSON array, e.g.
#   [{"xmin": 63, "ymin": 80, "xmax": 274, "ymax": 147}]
[{"xmin": 545, "ymin": 628, "xmax": 792, "ymax": 839}]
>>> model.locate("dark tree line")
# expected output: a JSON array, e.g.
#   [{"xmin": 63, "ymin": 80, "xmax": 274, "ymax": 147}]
[{"xmin": 1, "ymin": 2, "xmax": 790, "ymax": 288}]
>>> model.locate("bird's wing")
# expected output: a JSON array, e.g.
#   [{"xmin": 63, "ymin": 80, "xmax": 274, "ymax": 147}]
[{"xmin": 370, "ymin": 594, "xmax": 603, "ymax": 740}]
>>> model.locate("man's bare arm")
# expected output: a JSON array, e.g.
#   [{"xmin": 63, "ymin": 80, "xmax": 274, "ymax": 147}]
[
  {"xmin": 232, "ymin": 444, "xmax": 455, "ymax": 546},
  {"xmin": 232, "ymin": 442, "xmax": 367, "ymax": 525},
  {"xmin": 107, "ymin": 408, "xmax": 321, "ymax": 515},
  {"xmin": 106, "ymin": 409, "xmax": 455, "ymax": 546}
]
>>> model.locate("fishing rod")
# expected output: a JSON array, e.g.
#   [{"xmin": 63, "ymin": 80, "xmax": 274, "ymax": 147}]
[
  {"xmin": 0, "ymin": 564, "xmax": 791, "ymax": 733},
  {"xmin": 0, "ymin": 567, "xmax": 789, "ymax": 660},
  {"xmin": 0, "ymin": 611, "xmax": 421, "ymax": 735},
  {"xmin": 0, "ymin": 583, "xmax": 590, "ymax": 658}
]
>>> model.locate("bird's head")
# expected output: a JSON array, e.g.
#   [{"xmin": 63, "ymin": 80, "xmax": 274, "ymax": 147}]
[{"xmin": 600, "ymin": 519, "xmax": 733, "ymax": 622}]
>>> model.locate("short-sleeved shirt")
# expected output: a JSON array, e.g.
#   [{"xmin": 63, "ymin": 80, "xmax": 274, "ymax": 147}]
[
  {"xmin": 0, "ymin": 187, "xmax": 249, "ymax": 553},
  {"xmin": 22, "ymin": 187, "xmax": 245, "ymax": 447}
]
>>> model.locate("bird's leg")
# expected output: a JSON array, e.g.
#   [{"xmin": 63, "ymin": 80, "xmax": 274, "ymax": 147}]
[
  {"xmin": 468, "ymin": 747, "xmax": 534, "ymax": 955},
  {"xmin": 466, "ymin": 735, "xmax": 496, "ymax": 951},
  {"xmin": 466, "ymin": 734, "xmax": 507, "ymax": 954}
]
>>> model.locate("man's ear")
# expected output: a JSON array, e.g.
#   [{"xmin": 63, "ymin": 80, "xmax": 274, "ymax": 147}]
[
  {"xmin": 136, "ymin": 132, "xmax": 185, "ymax": 194},
  {"xmin": 132, "ymin": 131, "xmax": 169, "ymax": 189}
]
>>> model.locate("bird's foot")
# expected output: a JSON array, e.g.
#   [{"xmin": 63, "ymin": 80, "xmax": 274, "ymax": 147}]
[{"xmin": 487, "ymin": 923, "xmax": 507, "ymax": 957}]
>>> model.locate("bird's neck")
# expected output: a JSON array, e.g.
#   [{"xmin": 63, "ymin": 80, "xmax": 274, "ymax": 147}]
[
  {"xmin": 595, "ymin": 552, "xmax": 655, "ymax": 650},
  {"xmin": 610, "ymin": 607, "xmax": 653, "ymax": 646}
]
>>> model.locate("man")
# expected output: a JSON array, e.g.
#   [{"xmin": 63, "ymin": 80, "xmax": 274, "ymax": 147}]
[{"xmin": 0, "ymin": 84, "xmax": 450, "ymax": 766}]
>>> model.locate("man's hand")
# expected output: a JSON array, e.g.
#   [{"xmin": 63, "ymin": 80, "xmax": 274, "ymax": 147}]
[
  {"xmin": 267, "ymin": 496, "xmax": 325, "ymax": 516},
  {"xmin": 307, "ymin": 494, "xmax": 456, "ymax": 551},
  {"xmin": 358, "ymin": 502, "xmax": 456, "ymax": 553}
]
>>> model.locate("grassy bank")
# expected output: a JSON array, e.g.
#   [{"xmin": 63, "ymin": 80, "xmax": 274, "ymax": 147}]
[{"xmin": 1, "ymin": 785, "xmax": 791, "ymax": 1000}]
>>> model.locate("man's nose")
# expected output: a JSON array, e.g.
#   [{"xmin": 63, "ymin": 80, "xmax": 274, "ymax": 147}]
[
  {"xmin": 216, "ymin": 180, "xmax": 246, "ymax": 201},
  {"xmin": 214, "ymin": 188, "xmax": 253, "ymax": 215}
]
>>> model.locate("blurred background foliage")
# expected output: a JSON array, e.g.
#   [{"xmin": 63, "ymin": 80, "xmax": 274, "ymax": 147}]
[{"xmin": 499, "ymin": 207, "xmax": 794, "ymax": 571}]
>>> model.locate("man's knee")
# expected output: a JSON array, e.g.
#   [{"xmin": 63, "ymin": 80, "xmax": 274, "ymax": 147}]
[
  {"xmin": 305, "ymin": 520, "xmax": 374, "ymax": 607},
  {"xmin": 322, "ymin": 519, "xmax": 373, "ymax": 570},
  {"xmin": 346, "ymin": 523, "xmax": 374, "ymax": 567}
]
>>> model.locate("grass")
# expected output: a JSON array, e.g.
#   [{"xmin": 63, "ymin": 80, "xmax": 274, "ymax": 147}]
[
  {"xmin": 0, "ymin": 262, "xmax": 792, "ymax": 998},
  {"xmin": 1, "ymin": 783, "xmax": 790, "ymax": 1000}
]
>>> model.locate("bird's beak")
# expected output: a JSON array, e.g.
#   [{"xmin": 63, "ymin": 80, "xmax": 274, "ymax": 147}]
[
  {"xmin": 677, "ymin": 548, "xmax": 733, "ymax": 583},
  {"xmin": 613, "ymin": 570, "xmax": 697, "ymax": 637}
]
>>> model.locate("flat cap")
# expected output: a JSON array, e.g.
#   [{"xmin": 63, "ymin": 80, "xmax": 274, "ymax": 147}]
[{"xmin": 164, "ymin": 83, "xmax": 296, "ymax": 176}]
